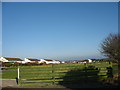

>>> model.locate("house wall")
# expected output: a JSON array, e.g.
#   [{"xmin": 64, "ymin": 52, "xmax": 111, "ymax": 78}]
[
  {"xmin": 40, "ymin": 59, "xmax": 60, "ymax": 64},
  {"xmin": 24, "ymin": 58, "xmax": 31, "ymax": 63},
  {"xmin": 88, "ymin": 59, "xmax": 92, "ymax": 63},
  {"xmin": 0, "ymin": 57, "xmax": 8, "ymax": 62}
]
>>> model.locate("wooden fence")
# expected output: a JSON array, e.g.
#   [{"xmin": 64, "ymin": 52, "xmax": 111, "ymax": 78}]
[{"xmin": 19, "ymin": 62, "xmax": 113, "ymax": 86}]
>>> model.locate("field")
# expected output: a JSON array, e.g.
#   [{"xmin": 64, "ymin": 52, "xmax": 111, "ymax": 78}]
[{"xmin": 1, "ymin": 62, "xmax": 118, "ymax": 88}]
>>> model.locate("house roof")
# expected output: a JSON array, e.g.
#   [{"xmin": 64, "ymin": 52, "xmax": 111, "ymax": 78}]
[
  {"xmin": 27, "ymin": 58, "xmax": 39, "ymax": 61},
  {"xmin": 4, "ymin": 57, "xmax": 23, "ymax": 61},
  {"xmin": 44, "ymin": 59, "xmax": 53, "ymax": 61},
  {"xmin": 98, "ymin": 59, "xmax": 112, "ymax": 61}
]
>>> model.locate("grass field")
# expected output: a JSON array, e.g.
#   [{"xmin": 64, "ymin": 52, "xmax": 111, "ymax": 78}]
[
  {"xmin": 1, "ymin": 62, "xmax": 118, "ymax": 79},
  {"xmin": 1, "ymin": 62, "xmax": 118, "ymax": 88}
]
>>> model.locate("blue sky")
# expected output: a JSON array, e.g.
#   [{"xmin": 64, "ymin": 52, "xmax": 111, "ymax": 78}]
[
  {"xmin": 0, "ymin": 2, "xmax": 2, "ymax": 56},
  {"xmin": 2, "ymin": 2, "xmax": 118, "ymax": 60}
]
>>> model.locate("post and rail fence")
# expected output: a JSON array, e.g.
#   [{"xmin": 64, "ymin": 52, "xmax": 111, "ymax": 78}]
[{"xmin": 17, "ymin": 62, "xmax": 113, "ymax": 86}]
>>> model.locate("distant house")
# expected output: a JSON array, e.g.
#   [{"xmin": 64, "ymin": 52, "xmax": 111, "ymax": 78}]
[
  {"xmin": 23, "ymin": 58, "xmax": 39, "ymax": 63},
  {"xmin": 88, "ymin": 59, "xmax": 92, "ymax": 63},
  {"xmin": 39, "ymin": 59, "xmax": 60, "ymax": 64},
  {"xmin": 65, "ymin": 60, "xmax": 76, "ymax": 64},
  {"xmin": 60, "ymin": 61, "xmax": 65, "ymax": 64},
  {"xmin": 96, "ymin": 59, "xmax": 112, "ymax": 62},
  {"xmin": 0, "ymin": 57, "xmax": 23, "ymax": 63},
  {"xmin": 78, "ymin": 60, "xmax": 87, "ymax": 64}
]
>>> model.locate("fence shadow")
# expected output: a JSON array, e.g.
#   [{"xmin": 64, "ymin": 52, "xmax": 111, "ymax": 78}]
[{"xmin": 58, "ymin": 65, "xmax": 117, "ymax": 88}]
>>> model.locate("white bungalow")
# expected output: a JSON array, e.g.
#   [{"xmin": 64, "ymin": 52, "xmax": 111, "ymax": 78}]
[
  {"xmin": 60, "ymin": 61, "xmax": 65, "ymax": 64},
  {"xmin": 88, "ymin": 59, "xmax": 92, "ymax": 63},
  {"xmin": 23, "ymin": 58, "xmax": 39, "ymax": 63},
  {"xmin": 0, "ymin": 57, "xmax": 23, "ymax": 63},
  {"xmin": 39, "ymin": 59, "xmax": 60, "ymax": 64}
]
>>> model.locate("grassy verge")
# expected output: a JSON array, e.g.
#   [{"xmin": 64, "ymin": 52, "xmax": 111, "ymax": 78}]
[{"xmin": 1, "ymin": 62, "xmax": 118, "ymax": 88}]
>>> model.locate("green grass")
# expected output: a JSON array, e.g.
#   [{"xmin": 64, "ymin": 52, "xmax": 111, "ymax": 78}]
[
  {"xmin": 112, "ymin": 64, "xmax": 118, "ymax": 74},
  {"xmin": 19, "ymin": 62, "xmax": 111, "ymax": 85},
  {"xmin": 1, "ymin": 67, "xmax": 18, "ymax": 79},
  {"xmin": 1, "ymin": 62, "xmax": 114, "ymax": 79},
  {"xmin": 1, "ymin": 62, "xmax": 118, "ymax": 87}
]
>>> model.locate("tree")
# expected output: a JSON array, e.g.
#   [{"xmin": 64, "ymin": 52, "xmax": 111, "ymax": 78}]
[{"xmin": 100, "ymin": 33, "xmax": 120, "ymax": 63}]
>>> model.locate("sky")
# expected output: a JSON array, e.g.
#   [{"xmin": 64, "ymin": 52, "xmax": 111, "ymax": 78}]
[
  {"xmin": 2, "ymin": 2, "xmax": 118, "ymax": 60},
  {"xmin": 0, "ymin": 2, "xmax": 2, "ymax": 56},
  {"xmin": 2, "ymin": 0, "xmax": 120, "ymax": 2}
]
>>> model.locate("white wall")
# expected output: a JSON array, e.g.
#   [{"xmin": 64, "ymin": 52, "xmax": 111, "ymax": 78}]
[
  {"xmin": 88, "ymin": 59, "xmax": 92, "ymax": 63},
  {"xmin": 24, "ymin": 58, "xmax": 31, "ymax": 63},
  {"xmin": 0, "ymin": 57, "xmax": 8, "ymax": 62},
  {"xmin": 40, "ymin": 59, "xmax": 60, "ymax": 64}
]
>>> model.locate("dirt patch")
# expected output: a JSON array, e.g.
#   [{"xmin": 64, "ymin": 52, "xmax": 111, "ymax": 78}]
[{"xmin": 1, "ymin": 79, "xmax": 18, "ymax": 88}]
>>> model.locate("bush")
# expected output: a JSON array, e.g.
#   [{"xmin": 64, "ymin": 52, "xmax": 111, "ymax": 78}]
[
  {"xmin": 100, "ymin": 33, "xmax": 120, "ymax": 63},
  {"xmin": 2, "ymin": 62, "xmax": 13, "ymax": 67}
]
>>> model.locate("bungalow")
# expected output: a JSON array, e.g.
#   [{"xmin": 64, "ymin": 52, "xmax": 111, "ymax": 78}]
[
  {"xmin": 88, "ymin": 59, "xmax": 92, "ymax": 63},
  {"xmin": 65, "ymin": 60, "xmax": 77, "ymax": 64},
  {"xmin": 0, "ymin": 57, "xmax": 23, "ymax": 63},
  {"xmin": 39, "ymin": 59, "xmax": 60, "ymax": 64},
  {"xmin": 78, "ymin": 60, "xmax": 87, "ymax": 64},
  {"xmin": 60, "ymin": 61, "xmax": 65, "ymax": 64},
  {"xmin": 23, "ymin": 58, "xmax": 39, "ymax": 63}
]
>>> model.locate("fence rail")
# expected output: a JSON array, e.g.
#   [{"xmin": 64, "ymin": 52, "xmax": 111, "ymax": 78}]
[{"xmin": 19, "ymin": 62, "xmax": 113, "ymax": 86}]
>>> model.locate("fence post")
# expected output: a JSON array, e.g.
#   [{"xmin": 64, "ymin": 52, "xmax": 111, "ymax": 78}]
[
  {"xmin": 52, "ymin": 64, "xmax": 55, "ymax": 85},
  {"xmin": 18, "ymin": 67, "xmax": 19, "ymax": 80},
  {"xmin": 107, "ymin": 61, "xmax": 113, "ymax": 78},
  {"xmin": 109, "ymin": 61, "xmax": 112, "ymax": 67},
  {"xmin": 17, "ymin": 66, "xmax": 20, "ymax": 85},
  {"xmin": 84, "ymin": 63, "xmax": 87, "ymax": 82}
]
